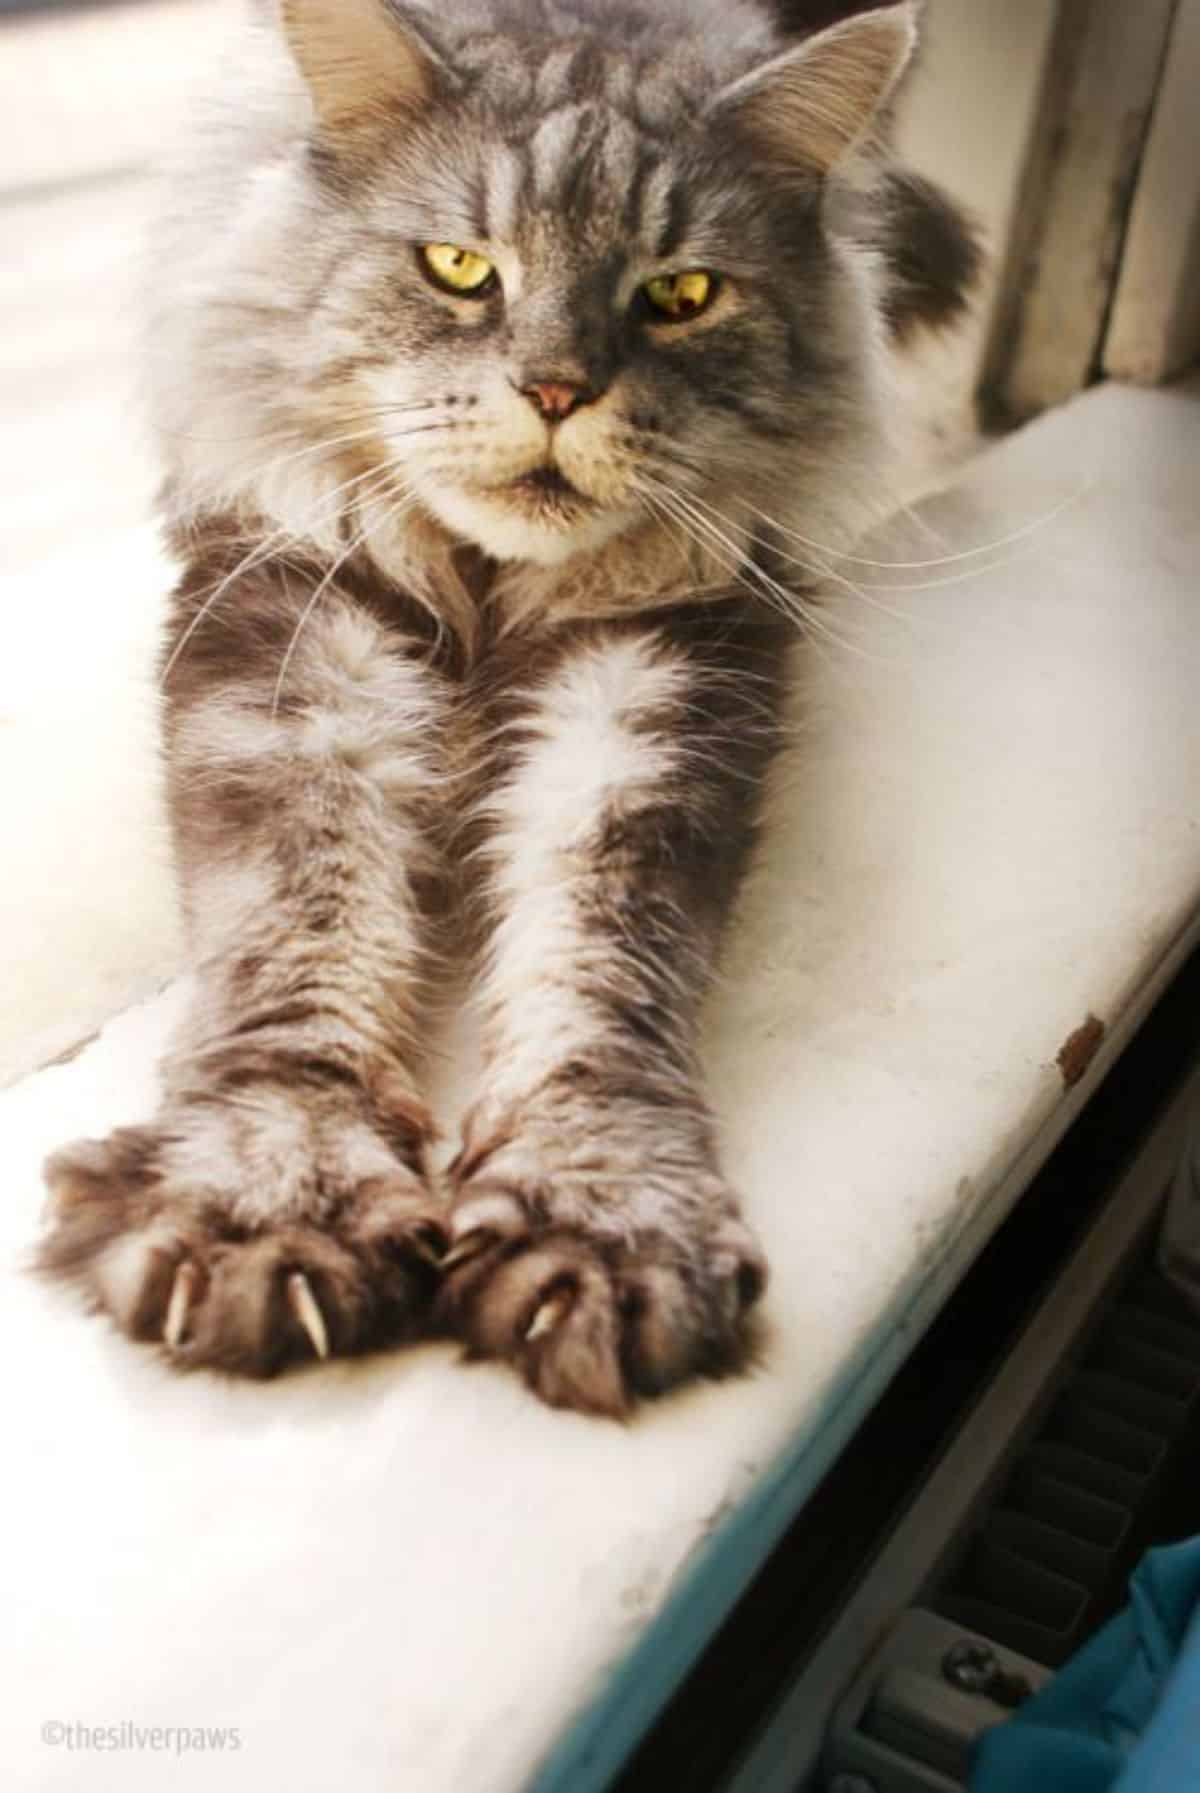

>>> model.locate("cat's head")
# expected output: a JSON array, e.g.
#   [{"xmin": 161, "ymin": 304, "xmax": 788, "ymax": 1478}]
[{"xmin": 153, "ymin": 0, "xmax": 920, "ymax": 579}]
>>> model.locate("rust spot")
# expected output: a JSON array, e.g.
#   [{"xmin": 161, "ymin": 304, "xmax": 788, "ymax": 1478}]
[{"xmin": 1057, "ymin": 1013, "xmax": 1106, "ymax": 1089}]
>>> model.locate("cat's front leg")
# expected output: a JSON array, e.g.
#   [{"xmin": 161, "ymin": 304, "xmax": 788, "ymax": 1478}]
[
  {"xmin": 39, "ymin": 558, "xmax": 454, "ymax": 1374},
  {"xmin": 440, "ymin": 608, "xmax": 787, "ymax": 1414}
]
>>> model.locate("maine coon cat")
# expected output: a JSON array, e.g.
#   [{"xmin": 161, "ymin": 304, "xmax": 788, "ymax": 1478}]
[{"xmin": 38, "ymin": 0, "xmax": 977, "ymax": 1414}]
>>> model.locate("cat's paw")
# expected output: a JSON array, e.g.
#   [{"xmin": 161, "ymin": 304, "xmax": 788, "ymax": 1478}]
[
  {"xmin": 37, "ymin": 1088, "xmax": 447, "ymax": 1376},
  {"xmin": 436, "ymin": 1145, "xmax": 767, "ymax": 1416}
]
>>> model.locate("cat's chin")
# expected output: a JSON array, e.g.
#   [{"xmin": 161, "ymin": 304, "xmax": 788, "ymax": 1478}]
[{"xmin": 416, "ymin": 482, "xmax": 636, "ymax": 568}]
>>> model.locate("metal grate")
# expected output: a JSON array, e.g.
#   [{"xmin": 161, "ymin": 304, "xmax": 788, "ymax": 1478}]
[{"xmin": 933, "ymin": 1263, "xmax": 1200, "ymax": 1667}]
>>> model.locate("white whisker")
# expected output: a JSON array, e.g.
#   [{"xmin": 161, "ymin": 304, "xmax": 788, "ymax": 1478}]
[
  {"xmin": 640, "ymin": 472, "xmax": 870, "ymax": 658},
  {"xmin": 269, "ymin": 480, "xmax": 417, "ymax": 717},
  {"xmin": 160, "ymin": 460, "xmax": 401, "ymax": 688},
  {"xmin": 744, "ymin": 486, "xmax": 1088, "ymax": 572},
  {"xmin": 152, "ymin": 400, "xmax": 437, "ymax": 448}
]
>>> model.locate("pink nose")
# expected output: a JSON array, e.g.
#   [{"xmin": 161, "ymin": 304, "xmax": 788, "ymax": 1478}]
[{"xmin": 521, "ymin": 380, "xmax": 591, "ymax": 422}]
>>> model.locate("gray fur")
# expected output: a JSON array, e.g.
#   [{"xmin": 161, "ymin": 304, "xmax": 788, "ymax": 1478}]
[{"xmin": 40, "ymin": 0, "xmax": 977, "ymax": 1410}]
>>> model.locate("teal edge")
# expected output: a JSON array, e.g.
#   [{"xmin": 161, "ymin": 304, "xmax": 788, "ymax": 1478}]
[{"xmin": 525, "ymin": 1180, "xmax": 1017, "ymax": 1793}]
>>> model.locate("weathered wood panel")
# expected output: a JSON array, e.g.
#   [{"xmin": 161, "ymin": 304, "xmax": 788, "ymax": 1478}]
[
  {"xmin": 1104, "ymin": 0, "xmax": 1200, "ymax": 384},
  {"xmin": 982, "ymin": 0, "xmax": 1180, "ymax": 422}
]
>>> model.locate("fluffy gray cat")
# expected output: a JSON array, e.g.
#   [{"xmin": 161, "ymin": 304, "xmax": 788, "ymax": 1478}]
[{"xmin": 39, "ymin": 0, "xmax": 977, "ymax": 1414}]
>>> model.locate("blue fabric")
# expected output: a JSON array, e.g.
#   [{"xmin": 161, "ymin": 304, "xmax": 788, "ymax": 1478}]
[{"xmin": 969, "ymin": 1539, "xmax": 1200, "ymax": 1793}]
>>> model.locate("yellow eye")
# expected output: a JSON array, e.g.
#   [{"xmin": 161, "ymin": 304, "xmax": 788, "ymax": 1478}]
[
  {"xmin": 642, "ymin": 270, "xmax": 717, "ymax": 321},
  {"xmin": 421, "ymin": 244, "xmax": 497, "ymax": 296}
]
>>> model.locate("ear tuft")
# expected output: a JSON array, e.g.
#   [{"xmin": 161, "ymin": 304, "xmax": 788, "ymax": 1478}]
[
  {"xmin": 714, "ymin": 2, "xmax": 918, "ymax": 174},
  {"xmin": 282, "ymin": 0, "xmax": 438, "ymax": 133}
]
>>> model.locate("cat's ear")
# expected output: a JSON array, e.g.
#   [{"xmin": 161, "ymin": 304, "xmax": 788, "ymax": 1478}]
[
  {"xmin": 712, "ymin": 2, "xmax": 918, "ymax": 174},
  {"xmin": 281, "ymin": 0, "xmax": 440, "ymax": 133}
]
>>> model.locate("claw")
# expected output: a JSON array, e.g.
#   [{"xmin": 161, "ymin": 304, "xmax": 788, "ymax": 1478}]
[
  {"xmin": 286, "ymin": 1272, "xmax": 330, "ymax": 1361},
  {"xmin": 163, "ymin": 1261, "xmax": 198, "ymax": 1349},
  {"xmin": 407, "ymin": 1228, "xmax": 447, "ymax": 1271},
  {"xmin": 525, "ymin": 1295, "xmax": 570, "ymax": 1344},
  {"xmin": 408, "ymin": 1238, "xmax": 442, "ymax": 1270},
  {"xmin": 440, "ymin": 1228, "xmax": 496, "ymax": 1273}
]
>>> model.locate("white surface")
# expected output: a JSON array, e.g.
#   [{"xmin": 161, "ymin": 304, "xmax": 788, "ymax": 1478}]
[
  {"xmin": 3, "ymin": 378, "xmax": 1200, "ymax": 1793},
  {"xmin": 0, "ymin": 170, "xmax": 181, "ymax": 1088},
  {"xmin": 2, "ymin": 0, "xmax": 230, "ymax": 192},
  {"xmin": 0, "ymin": 523, "xmax": 180, "ymax": 1086}
]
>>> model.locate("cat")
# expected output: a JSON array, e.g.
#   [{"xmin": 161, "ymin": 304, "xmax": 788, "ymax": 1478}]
[{"xmin": 38, "ymin": 0, "xmax": 978, "ymax": 1415}]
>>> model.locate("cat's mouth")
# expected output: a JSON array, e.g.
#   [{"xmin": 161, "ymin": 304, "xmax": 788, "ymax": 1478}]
[
  {"xmin": 502, "ymin": 465, "xmax": 596, "ymax": 514},
  {"xmin": 429, "ymin": 458, "xmax": 634, "ymax": 565}
]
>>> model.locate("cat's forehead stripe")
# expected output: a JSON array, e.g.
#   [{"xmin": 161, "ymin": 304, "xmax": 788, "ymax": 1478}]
[
  {"xmin": 485, "ymin": 145, "xmax": 527, "ymax": 243},
  {"xmin": 529, "ymin": 106, "xmax": 589, "ymax": 205},
  {"xmin": 489, "ymin": 79, "xmax": 676, "ymax": 257},
  {"xmin": 635, "ymin": 159, "xmax": 681, "ymax": 260},
  {"xmin": 534, "ymin": 41, "xmax": 585, "ymax": 109}
]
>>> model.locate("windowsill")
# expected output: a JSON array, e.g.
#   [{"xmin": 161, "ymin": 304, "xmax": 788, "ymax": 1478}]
[{"xmin": 4, "ymin": 377, "xmax": 1200, "ymax": 1792}]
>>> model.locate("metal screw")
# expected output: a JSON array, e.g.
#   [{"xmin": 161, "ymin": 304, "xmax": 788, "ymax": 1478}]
[
  {"xmin": 943, "ymin": 1638, "xmax": 1033, "ymax": 1708},
  {"xmin": 943, "ymin": 1638, "xmax": 998, "ymax": 1693}
]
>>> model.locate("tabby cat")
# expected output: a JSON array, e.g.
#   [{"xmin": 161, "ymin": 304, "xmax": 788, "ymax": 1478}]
[{"xmin": 39, "ymin": 0, "xmax": 977, "ymax": 1414}]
